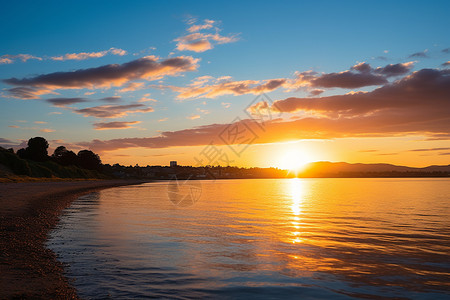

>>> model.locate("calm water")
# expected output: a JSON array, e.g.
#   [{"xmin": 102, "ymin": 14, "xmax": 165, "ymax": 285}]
[{"xmin": 48, "ymin": 178, "xmax": 450, "ymax": 299}]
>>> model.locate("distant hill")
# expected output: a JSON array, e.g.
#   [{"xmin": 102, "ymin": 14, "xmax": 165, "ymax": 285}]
[{"xmin": 301, "ymin": 161, "xmax": 450, "ymax": 177}]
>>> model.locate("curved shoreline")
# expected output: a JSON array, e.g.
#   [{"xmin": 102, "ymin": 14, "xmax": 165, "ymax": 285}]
[{"xmin": 0, "ymin": 180, "xmax": 148, "ymax": 299}]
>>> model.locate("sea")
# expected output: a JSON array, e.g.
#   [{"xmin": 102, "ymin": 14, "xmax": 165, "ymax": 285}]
[{"xmin": 47, "ymin": 178, "xmax": 450, "ymax": 299}]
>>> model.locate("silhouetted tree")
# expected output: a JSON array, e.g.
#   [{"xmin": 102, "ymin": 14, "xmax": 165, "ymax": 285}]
[
  {"xmin": 77, "ymin": 150, "xmax": 102, "ymax": 170},
  {"xmin": 52, "ymin": 146, "xmax": 78, "ymax": 166},
  {"xmin": 17, "ymin": 137, "xmax": 49, "ymax": 161},
  {"xmin": 27, "ymin": 137, "xmax": 49, "ymax": 161}
]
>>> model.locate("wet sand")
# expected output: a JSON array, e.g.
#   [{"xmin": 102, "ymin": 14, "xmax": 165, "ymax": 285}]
[{"xmin": 0, "ymin": 180, "xmax": 147, "ymax": 299}]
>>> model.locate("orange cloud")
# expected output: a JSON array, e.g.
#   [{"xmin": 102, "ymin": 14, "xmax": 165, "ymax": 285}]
[
  {"xmin": 170, "ymin": 76, "xmax": 286, "ymax": 99},
  {"xmin": 118, "ymin": 82, "xmax": 146, "ymax": 92},
  {"xmin": 175, "ymin": 19, "xmax": 239, "ymax": 53},
  {"xmin": 187, "ymin": 114, "xmax": 201, "ymax": 120}
]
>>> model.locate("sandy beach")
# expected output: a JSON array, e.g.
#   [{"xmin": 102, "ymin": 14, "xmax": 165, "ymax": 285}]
[{"xmin": 0, "ymin": 180, "xmax": 147, "ymax": 299}]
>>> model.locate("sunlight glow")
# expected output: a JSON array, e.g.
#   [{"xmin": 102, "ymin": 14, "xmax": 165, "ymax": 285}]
[{"xmin": 277, "ymin": 145, "xmax": 317, "ymax": 175}]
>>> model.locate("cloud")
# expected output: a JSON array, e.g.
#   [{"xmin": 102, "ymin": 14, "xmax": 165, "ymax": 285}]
[
  {"xmin": 187, "ymin": 114, "xmax": 201, "ymax": 120},
  {"xmin": 158, "ymin": 118, "xmax": 168, "ymax": 122},
  {"xmin": 409, "ymin": 49, "xmax": 428, "ymax": 58},
  {"xmin": 351, "ymin": 62, "xmax": 372, "ymax": 73},
  {"xmin": 8, "ymin": 125, "xmax": 20, "ymax": 128},
  {"xmin": 40, "ymin": 128, "xmax": 55, "ymax": 133},
  {"xmin": 93, "ymin": 121, "xmax": 141, "ymax": 130},
  {"xmin": 373, "ymin": 62, "xmax": 415, "ymax": 77},
  {"xmin": 408, "ymin": 147, "xmax": 450, "ymax": 152},
  {"xmin": 170, "ymin": 76, "xmax": 286, "ymax": 99},
  {"xmin": 48, "ymin": 111, "xmax": 62, "ymax": 115},
  {"xmin": 0, "ymin": 54, "xmax": 42, "ymax": 64},
  {"xmin": 100, "ymin": 96, "xmax": 121, "ymax": 103},
  {"xmin": 442, "ymin": 48, "xmax": 450, "ymax": 54},
  {"xmin": 74, "ymin": 103, "xmax": 154, "ymax": 118},
  {"xmin": 187, "ymin": 19, "xmax": 215, "ymax": 32},
  {"xmin": 288, "ymin": 62, "xmax": 415, "ymax": 90},
  {"xmin": 442, "ymin": 61, "xmax": 450, "ymax": 67},
  {"xmin": 3, "ymin": 56, "xmax": 199, "ymax": 94},
  {"xmin": 46, "ymin": 97, "xmax": 89, "ymax": 107},
  {"xmin": 175, "ymin": 19, "xmax": 239, "ymax": 53},
  {"xmin": 34, "ymin": 121, "xmax": 47, "ymax": 124},
  {"xmin": 309, "ymin": 89, "xmax": 324, "ymax": 96},
  {"xmin": 118, "ymin": 82, "xmax": 145, "ymax": 92},
  {"xmin": 309, "ymin": 70, "xmax": 387, "ymax": 89},
  {"xmin": 50, "ymin": 47, "xmax": 127, "ymax": 61},
  {"xmin": 260, "ymin": 68, "xmax": 449, "ymax": 118},
  {"xmin": 138, "ymin": 93, "xmax": 157, "ymax": 102},
  {"xmin": 176, "ymin": 39, "xmax": 213, "ymax": 52},
  {"xmin": 221, "ymin": 102, "xmax": 231, "ymax": 108},
  {"xmin": 6, "ymin": 87, "xmax": 59, "ymax": 99}
]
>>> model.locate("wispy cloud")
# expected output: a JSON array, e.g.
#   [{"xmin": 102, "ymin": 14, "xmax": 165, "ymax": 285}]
[
  {"xmin": 74, "ymin": 103, "xmax": 154, "ymax": 118},
  {"xmin": 46, "ymin": 97, "xmax": 89, "ymax": 107},
  {"xmin": 187, "ymin": 114, "xmax": 201, "ymax": 120},
  {"xmin": 118, "ymin": 82, "xmax": 145, "ymax": 92},
  {"xmin": 50, "ymin": 47, "xmax": 127, "ymax": 61},
  {"xmin": 408, "ymin": 49, "xmax": 428, "ymax": 58},
  {"xmin": 175, "ymin": 19, "xmax": 239, "ymax": 53},
  {"xmin": 0, "ymin": 54, "xmax": 42, "ymax": 64},
  {"xmin": 6, "ymin": 87, "xmax": 59, "ymax": 99},
  {"xmin": 93, "ymin": 121, "xmax": 141, "ymax": 130}
]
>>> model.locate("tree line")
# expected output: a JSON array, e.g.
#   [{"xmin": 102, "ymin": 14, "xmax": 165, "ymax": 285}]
[{"xmin": 16, "ymin": 137, "xmax": 102, "ymax": 171}]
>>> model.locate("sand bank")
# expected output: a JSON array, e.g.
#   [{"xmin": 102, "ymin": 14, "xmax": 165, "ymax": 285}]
[{"xmin": 0, "ymin": 180, "xmax": 147, "ymax": 299}]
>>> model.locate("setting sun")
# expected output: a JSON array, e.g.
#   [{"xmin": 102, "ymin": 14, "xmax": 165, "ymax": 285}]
[{"xmin": 277, "ymin": 146, "xmax": 316, "ymax": 174}]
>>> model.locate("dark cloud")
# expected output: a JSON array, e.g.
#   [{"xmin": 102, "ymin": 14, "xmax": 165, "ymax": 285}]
[
  {"xmin": 442, "ymin": 61, "xmax": 450, "ymax": 67},
  {"xmin": 74, "ymin": 103, "xmax": 153, "ymax": 118},
  {"xmin": 351, "ymin": 62, "xmax": 372, "ymax": 73},
  {"xmin": 266, "ymin": 69, "xmax": 449, "ymax": 117},
  {"xmin": 310, "ymin": 70, "xmax": 387, "ymax": 88},
  {"xmin": 309, "ymin": 89, "xmax": 324, "ymax": 96},
  {"xmin": 46, "ymin": 97, "xmax": 89, "ymax": 107},
  {"xmin": 374, "ymin": 62, "xmax": 414, "ymax": 77},
  {"xmin": 100, "ymin": 96, "xmax": 121, "ymax": 102},
  {"xmin": 93, "ymin": 121, "xmax": 141, "ymax": 130},
  {"xmin": 442, "ymin": 48, "xmax": 450, "ymax": 54},
  {"xmin": 3, "ymin": 56, "xmax": 199, "ymax": 91}
]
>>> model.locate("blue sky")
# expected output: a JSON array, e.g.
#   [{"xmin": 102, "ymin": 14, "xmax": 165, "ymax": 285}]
[{"xmin": 1, "ymin": 0, "xmax": 449, "ymax": 167}]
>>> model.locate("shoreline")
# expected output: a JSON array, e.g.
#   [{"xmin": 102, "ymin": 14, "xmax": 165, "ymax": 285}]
[{"xmin": 0, "ymin": 179, "xmax": 148, "ymax": 299}]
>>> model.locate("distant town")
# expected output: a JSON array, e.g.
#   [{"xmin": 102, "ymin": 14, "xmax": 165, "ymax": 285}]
[{"xmin": 103, "ymin": 160, "xmax": 450, "ymax": 180}]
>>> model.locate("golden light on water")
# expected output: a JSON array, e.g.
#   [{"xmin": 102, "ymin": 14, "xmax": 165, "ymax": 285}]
[{"xmin": 290, "ymin": 178, "xmax": 305, "ymax": 243}]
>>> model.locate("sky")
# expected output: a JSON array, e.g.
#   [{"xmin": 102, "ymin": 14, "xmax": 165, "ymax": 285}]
[{"xmin": 1, "ymin": 0, "xmax": 449, "ymax": 168}]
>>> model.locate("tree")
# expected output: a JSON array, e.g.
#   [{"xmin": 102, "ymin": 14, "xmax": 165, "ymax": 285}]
[
  {"xmin": 18, "ymin": 137, "xmax": 49, "ymax": 161},
  {"xmin": 77, "ymin": 150, "xmax": 102, "ymax": 170},
  {"xmin": 52, "ymin": 146, "xmax": 78, "ymax": 166}
]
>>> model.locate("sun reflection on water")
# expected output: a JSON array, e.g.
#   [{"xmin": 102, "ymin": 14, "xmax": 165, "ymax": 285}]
[{"xmin": 289, "ymin": 178, "xmax": 306, "ymax": 243}]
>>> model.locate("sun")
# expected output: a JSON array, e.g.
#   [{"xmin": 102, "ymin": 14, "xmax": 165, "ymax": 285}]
[{"xmin": 277, "ymin": 146, "xmax": 315, "ymax": 174}]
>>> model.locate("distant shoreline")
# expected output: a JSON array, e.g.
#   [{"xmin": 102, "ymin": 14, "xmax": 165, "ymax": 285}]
[{"xmin": 0, "ymin": 179, "xmax": 148, "ymax": 299}]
